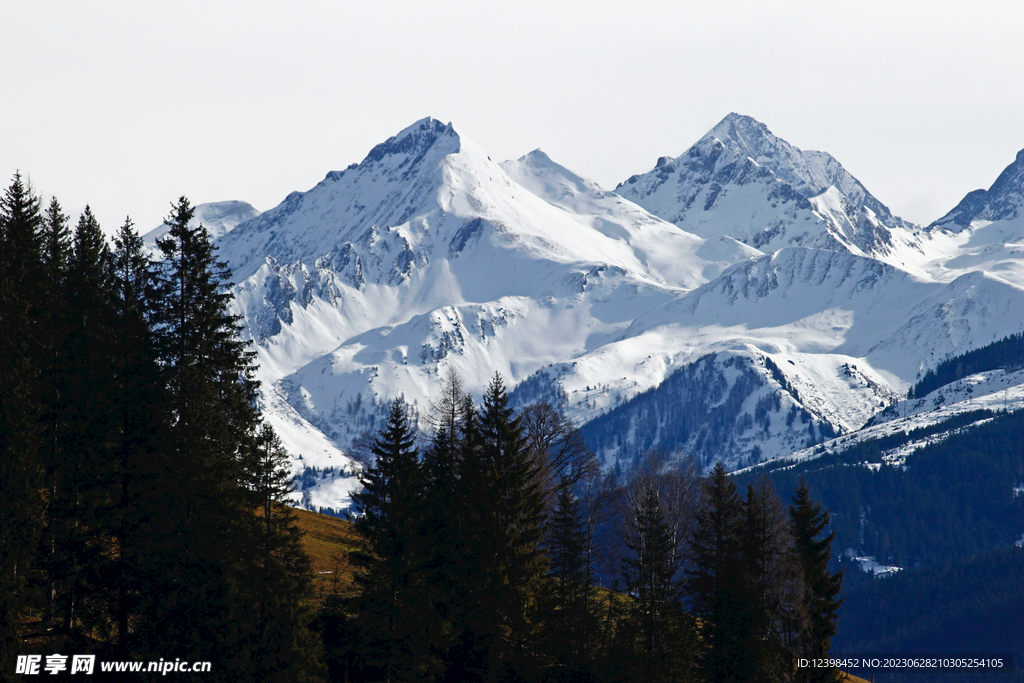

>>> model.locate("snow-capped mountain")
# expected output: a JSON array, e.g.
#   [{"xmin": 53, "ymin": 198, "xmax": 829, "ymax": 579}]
[
  {"xmin": 210, "ymin": 115, "xmax": 1024, "ymax": 507},
  {"xmin": 913, "ymin": 149, "xmax": 1024, "ymax": 288},
  {"xmin": 615, "ymin": 113, "xmax": 924, "ymax": 266},
  {"xmin": 144, "ymin": 200, "xmax": 260, "ymax": 245},
  {"xmin": 931, "ymin": 150, "xmax": 1024, "ymax": 231},
  {"xmin": 217, "ymin": 118, "xmax": 759, "ymax": 507}
]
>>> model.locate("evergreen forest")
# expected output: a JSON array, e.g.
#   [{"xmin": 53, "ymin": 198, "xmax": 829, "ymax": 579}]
[
  {"xmin": 908, "ymin": 332, "xmax": 1024, "ymax": 399},
  {"xmin": 1, "ymin": 175, "xmax": 321, "ymax": 681},
  {"xmin": 739, "ymin": 404, "xmax": 1024, "ymax": 682}
]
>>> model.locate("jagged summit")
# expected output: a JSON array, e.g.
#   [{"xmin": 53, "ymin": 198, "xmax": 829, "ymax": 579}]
[
  {"xmin": 615, "ymin": 112, "xmax": 919, "ymax": 261},
  {"xmin": 706, "ymin": 112, "xmax": 770, "ymax": 141},
  {"xmin": 930, "ymin": 148, "xmax": 1024, "ymax": 230},
  {"xmin": 692, "ymin": 113, "xmax": 882, "ymax": 208},
  {"xmin": 360, "ymin": 117, "xmax": 459, "ymax": 167},
  {"xmin": 318, "ymin": 118, "xmax": 459, "ymax": 187},
  {"xmin": 698, "ymin": 113, "xmax": 800, "ymax": 177},
  {"xmin": 618, "ymin": 113, "xmax": 821, "ymax": 198},
  {"xmin": 215, "ymin": 116, "xmax": 472, "ymax": 282}
]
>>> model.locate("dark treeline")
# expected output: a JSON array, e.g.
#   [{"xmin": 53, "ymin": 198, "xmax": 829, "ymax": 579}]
[
  {"xmin": 909, "ymin": 331, "xmax": 1024, "ymax": 399},
  {"xmin": 741, "ymin": 409, "xmax": 1024, "ymax": 682},
  {"xmin": 321, "ymin": 369, "xmax": 845, "ymax": 683},
  {"xmin": 741, "ymin": 408, "xmax": 1024, "ymax": 568},
  {"xmin": 837, "ymin": 549, "xmax": 1024, "ymax": 683},
  {"xmin": 0, "ymin": 174, "xmax": 322, "ymax": 681}
]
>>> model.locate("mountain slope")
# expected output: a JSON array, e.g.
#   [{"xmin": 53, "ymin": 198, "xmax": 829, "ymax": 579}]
[
  {"xmin": 516, "ymin": 247, "xmax": 1024, "ymax": 468},
  {"xmin": 931, "ymin": 149, "xmax": 1024, "ymax": 231},
  {"xmin": 499, "ymin": 149, "xmax": 760, "ymax": 284}
]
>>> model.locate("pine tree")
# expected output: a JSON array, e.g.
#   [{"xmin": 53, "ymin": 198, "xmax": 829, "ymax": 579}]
[
  {"xmin": 107, "ymin": 216, "xmax": 166, "ymax": 655},
  {"xmin": 742, "ymin": 476, "xmax": 803, "ymax": 682},
  {"xmin": 622, "ymin": 484, "xmax": 689, "ymax": 682},
  {"xmin": 350, "ymin": 398, "xmax": 436, "ymax": 682},
  {"xmin": 688, "ymin": 462, "xmax": 756, "ymax": 682},
  {"xmin": 41, "ymin": 206, "xmax": 118, "ymax": 638},
  {"xmin": 436, "ymin": 393, "xmax": 493, "ymax": 683},
  {"xmin": 143, "ymin": 198, "xmax": 322, "ymax": 680},
  {"xmin": 419, "ymin": 370, "xmax": 474, "ymax": 678},
  {"xmin": 0, "ymin": 172, "xmax": 44, "ymax": 676},
  {"xmin": 576, "ymin": 470, "xmax": 620, "ymax": 671},
  {"xmin": 38, "ymin": 197, "xmax": 72, "ymax": 482},
  {"xmin": 141, "ymin": 196, "xmax": 263, "ymax": 670},
  {"xmin": 240, "ymin": 423, "xmax": 325, "ymax": 682},
  {"xmin": 35, "ymin": 197, "xmax": 72, "ymax": 631},
  {"xmin": 544, "ymin": 479, "xmax": 592, "ymax": 672},
  {"xmin": 790, "ymin": 479, "xmax": 844, "ymax": 683},
  {"xmin": 460, "ymin": 374, "xmax": 548, "ymax": 683}
]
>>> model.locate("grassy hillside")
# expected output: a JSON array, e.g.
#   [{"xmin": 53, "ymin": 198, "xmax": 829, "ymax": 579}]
[{"xmin": 292, "ymin": 507, "xmax": 359, "ymax": 599}]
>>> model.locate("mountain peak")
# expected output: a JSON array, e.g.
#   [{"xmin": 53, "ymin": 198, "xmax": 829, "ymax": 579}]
[
  {"xmin": 501, "ymin": 148, "xmax": 601, "ymax": 199},
  {"xmin": 698, "ymin": 113, "xmax": 809, "ymax": 182},
  {"xmin": 704, "ymin": 112, "xmax": 775, "ymax": 150},
  {"xmin": 520, "ymin": 148, "xmax": 555, "ymax": 165},
  {"xmin": 930, "ymin": 147, "xmax": 1024, "ymax": 230},
  {"xmin": 615, "ymin": 113, "xmax": 916, "ymax": 257},
  {"xmin": 362, "ymin": 117, "xmax": 458, "ymax": 165}
]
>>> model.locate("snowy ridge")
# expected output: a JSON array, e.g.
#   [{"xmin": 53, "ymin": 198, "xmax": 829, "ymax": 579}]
[
  {"xmin": 912, "ymin": 148, "xmax": 1024, "ymax": 288},
  {"xmin": 739, "ymin": 366, "xmax": 1024, "ymax": 473},
  {"xmin": 623, "ymin": 248, "xmax": 1024, "ymax": 382},
  {"xmin": 499, "ymin": 150, "xmax": 759, "ymax": 285},
  {"xmin": 572, "ymin": 349, "xmax": 840, "ymax": 472},
  {"xmin": 513, "ymin": 248, "xmax": 1024, "ymax": 469}
]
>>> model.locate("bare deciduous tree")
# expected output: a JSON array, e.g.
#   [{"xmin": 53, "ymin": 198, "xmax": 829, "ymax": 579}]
[{"xmin": 521, "ymin": 401, "xmax": 599, "ymax": 500}]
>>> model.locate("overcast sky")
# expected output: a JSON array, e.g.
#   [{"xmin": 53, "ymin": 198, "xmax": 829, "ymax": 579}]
[{"xmin": 3, "ymin": 0, "xmax": 1022, "ymax": 235}]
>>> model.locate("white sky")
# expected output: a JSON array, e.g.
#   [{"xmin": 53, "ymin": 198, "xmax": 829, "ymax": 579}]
[{"xmin": 2, "ymin": 0, "xmax": 1022, "ymax": 235}]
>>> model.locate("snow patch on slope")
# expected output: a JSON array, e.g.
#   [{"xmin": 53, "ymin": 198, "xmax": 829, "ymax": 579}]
[{"xmin": 754, "ymin": 367, "xmax": 1024, "ymax": 472}]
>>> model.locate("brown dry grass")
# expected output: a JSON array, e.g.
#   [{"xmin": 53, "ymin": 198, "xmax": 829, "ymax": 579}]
[{"xmin": 292, "ymin": 507, "xmax": 360, "ymax": 600}]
